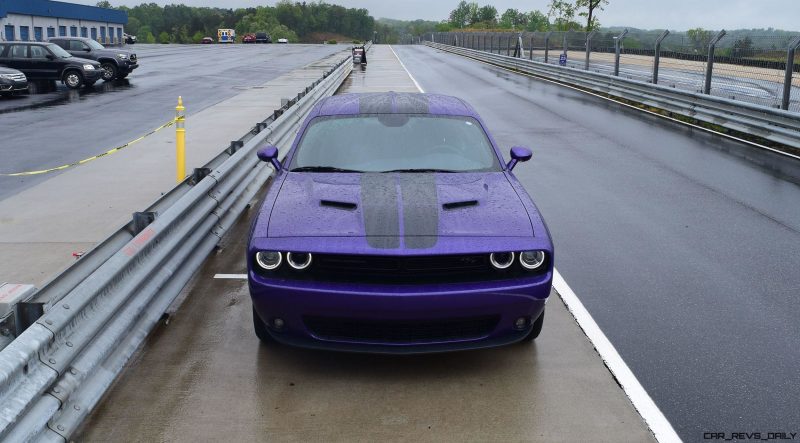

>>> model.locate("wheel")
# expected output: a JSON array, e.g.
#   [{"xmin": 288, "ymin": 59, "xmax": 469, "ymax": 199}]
[
  {"xmin": 62, "ymin": 70, "xmax": 83, "ymax": 89},
  {"xmin": 100, "ymin": 62, "xmax": 117, "ymax": 81},
  {"xmin": 521, "ymin": 309, "xmax": 545, "ymax": 342},
  {"xmin": 253, "ymin": 307, "xmax": 275, "ymax": 344}
]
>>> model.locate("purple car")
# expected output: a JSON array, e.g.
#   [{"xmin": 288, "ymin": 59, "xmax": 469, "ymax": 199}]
[{"xmin": 247, "ymin": 92, "xmax": 553, "ymax": 353}]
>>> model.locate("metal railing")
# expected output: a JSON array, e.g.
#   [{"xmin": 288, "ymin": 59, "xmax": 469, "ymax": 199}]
[
  {"xmin": 423, "ymin": 41, "xmax": 800, "ymax": 153},
  {"xmin": 0, "ymin": 51, "xmax": 352, "ymax": 442},
  {"xmin": 430, "ymin": 31, "xmax": 800, "ymax": 113}
]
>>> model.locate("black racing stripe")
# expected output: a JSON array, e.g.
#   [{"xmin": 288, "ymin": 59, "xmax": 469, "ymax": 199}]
[
  {"xmin": 361, "ymin": 174, "xmax": 400, "ymax": 249},
  {"xmin": 394, "ymin": 93, "xmax": 429, "ymax": 114},
  {"xmin": 400, "ymin": 174, "xmax": 439, "ymax": 249},
  {"xmin": 359, "ymin": 93, "xmax": 394, "ymax": 114}
]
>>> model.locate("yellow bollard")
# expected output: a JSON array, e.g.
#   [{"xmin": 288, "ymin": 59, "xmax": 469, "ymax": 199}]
[{"xmin": 175, "ymin": 96, "xmax": 186, "ymax": 183}]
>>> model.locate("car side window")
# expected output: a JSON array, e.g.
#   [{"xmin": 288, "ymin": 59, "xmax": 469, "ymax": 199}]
[
  {"xmin": 51, "ymin": 40, "xmax": 66, "ymax": 49},
  {"xmin": 0, "ymin": 44, "xmax": 6, "ymax": 56},
  {"xmin": 68, "ymin": 41, "xmax": 86, "ymax": 51},
  {"xmin": 11, "ymin": 45, "xmax": 27, "ymax": 59},
  {"xmin": 30, "ymin": 45, "xmax": 48, "ymax": 59}
]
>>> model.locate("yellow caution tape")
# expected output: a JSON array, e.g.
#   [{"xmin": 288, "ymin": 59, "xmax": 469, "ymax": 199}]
[{"xmin": 0, "ymin": 118, "xmax": 178, "ymax": 177}]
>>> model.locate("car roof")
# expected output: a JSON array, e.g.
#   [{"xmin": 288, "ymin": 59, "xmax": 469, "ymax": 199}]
[{"xmin": 313, "ymin": 92, "xmax": 479, "ymax": 118}]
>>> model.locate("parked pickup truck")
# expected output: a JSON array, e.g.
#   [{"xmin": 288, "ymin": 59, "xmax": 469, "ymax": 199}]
[{"xmin": 49, "ymin": 37, "xmax": 138, "ymax": 82}]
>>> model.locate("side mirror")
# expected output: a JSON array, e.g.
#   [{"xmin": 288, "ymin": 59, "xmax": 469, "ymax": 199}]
[
  {"xmin": 46, "ymin": 54, "xmax": 55, "ymax": 60},
  {"xmin": 257, "ymin": 145, "xmax": 282, "ymax": 170},
  {"xmin": 84, "ymin": 47, "xmax": 91, "ymax": 52},
  {"xmin": 507, "ymin": 146, "xmax": 532, "ymax": 171}
]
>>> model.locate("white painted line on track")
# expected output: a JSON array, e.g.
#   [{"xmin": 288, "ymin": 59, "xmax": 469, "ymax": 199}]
[
  {"xmin": 392, "ymin": 45, "xmax": 681, "ymax": 443},
  {"xmin": 553, "ymin": 270, "xmax": 681, "ymax": 443},
  {"xmin": 214, "ymin": 274, "xmax": 248, "ymax": 280},
  {"xmin": 389, "ymin": 45, "xmax": 426, "ymax": 93}
]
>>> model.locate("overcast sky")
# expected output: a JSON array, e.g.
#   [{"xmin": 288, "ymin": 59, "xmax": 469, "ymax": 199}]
[{"xmin": 71, "ymin": 0, "xmax": 800, "ymax": 32}]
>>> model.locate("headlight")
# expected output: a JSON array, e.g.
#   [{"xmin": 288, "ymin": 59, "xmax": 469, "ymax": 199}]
[
  {"xmin": 286, "ymin": 252, "xmax": 312, "ymax": 270},
  {"xmin": 520, "ymin": 250, "xmax": 546, "ymax": 270},
  {"xmin": 256, "ymin": 251, "xmax": 282, "ymax": 270},
  {"xmin": 117, "ymin": 54, "xmax": 128, "ymax": 59},
  {"xmin": 489, "ymin": 252, "xmax": 515, "ymax": 270},
  {"xmin": 0, "ymin": 74, "xmax": 14, "ymax": 79},
  {"xmin": 83, "ymin": 64, "xmax": 95, "ymax": 70}
]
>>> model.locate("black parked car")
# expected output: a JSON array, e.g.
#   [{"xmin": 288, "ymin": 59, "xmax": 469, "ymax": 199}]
[
  {"xmin": 255, "ymin": 32, "xmax": 271, "ymax": 43},
  {"xmin": 49, "ymin": 37, "xmax": 138, "ymax": 82},
  {"xmin": 0, "ymin": 42, "xmax": 101, "ymax": 89},
  {"xmin": 0, "ymin": 66, "xmax": 28, "ymax": 97}
]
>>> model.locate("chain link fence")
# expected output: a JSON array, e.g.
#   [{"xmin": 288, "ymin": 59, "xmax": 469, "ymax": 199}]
[{"xmin": 424, "ymin": 30, "xmax": 800, "ymax": 113}]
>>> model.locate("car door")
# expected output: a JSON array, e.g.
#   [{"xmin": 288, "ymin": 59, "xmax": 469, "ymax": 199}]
[
  {"xmin": 29, "ymin": 45, "xmax": 58, "ymax": 79},
  {"xmin": 67, "ymin": 40, "xmax": 91, "ymax": 58},
  {"xmin": 5, "ymin": 45, "xmax": 33, "ymax": 78}
]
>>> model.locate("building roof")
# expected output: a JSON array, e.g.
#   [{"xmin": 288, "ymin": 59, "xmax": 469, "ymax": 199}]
[{"xmin": 0, "ymin": 0, "xmax": 128, "ymax": 24}]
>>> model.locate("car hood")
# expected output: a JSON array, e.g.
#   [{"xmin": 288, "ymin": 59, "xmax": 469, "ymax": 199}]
[
  {"xmin": 264, "ymin": 172, "xmax": 534, "ymax": 247},
  {"xmin": 0, "ymin": 67, "xmax": 22, "ymax": 74}
]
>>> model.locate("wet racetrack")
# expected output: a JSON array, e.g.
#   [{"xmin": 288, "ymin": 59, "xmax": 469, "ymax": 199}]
[
  {"xmin": 0, "ymin": 43, "xmax": 343, "ymax": 200},
  {"xmin": 391, "ymin": 45, "xmax": 800, "ymax": 441}
]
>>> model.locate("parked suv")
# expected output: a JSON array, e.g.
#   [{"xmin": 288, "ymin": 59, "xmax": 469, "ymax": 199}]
[
  {"xmin": 49, "ymin": 37, "xmax": 138, "ymax": 81},
  {"xmin": 0, "ymin": 42, "xmax": 101, "ymax": 89},
  {"xmin": 0, "ymin": 66, "xmax": 28, "ymax": 97},
  {"xmin": 255, "ymin": 32, "xmax": 271, "ymax": 43}
]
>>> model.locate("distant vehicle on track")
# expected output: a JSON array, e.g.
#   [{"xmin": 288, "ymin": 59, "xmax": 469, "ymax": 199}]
[
  {"xmin": 49, "ymin": 37, "xmax": 138, "ymax": 81},
  {"xmin": 242, "ymin": 33, "xmax": 257, "ymax": 44},
  {"xmin": 201, "ymin": 37, "xmax": 214, "ymax": 44},
  {"xmin": 0, "ymin": 66, "xmax": 28, "ymax": 97},
  {"xmin": 247, "ymin": 92, "xmax": 554, "ymax": 353},
  {"xmin": 0, "ymin": 42, "xmax": 102, "ymax": 89},
  {"xmin": 255, "ymin": 32, "xmax": 271, "ymax": 44},
  {"xmin": 352, "ymin": 46, "xmax": 367, "ymax": 64},
  {"xmin": 123, "ymin": 33, "xmax": 137, "ymax": 44},
  {"xmin": 218, "ymin": 29, "xmax": 236, "ymax": 43},
  {"xmin": 277, "ymin": 38, "xmax": 289, "ymax": 44}
]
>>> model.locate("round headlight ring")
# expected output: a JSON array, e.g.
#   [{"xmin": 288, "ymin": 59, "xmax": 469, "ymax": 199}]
[
  {"xmin": 286, "ymin": 252, "xmax": 312, "ymax": 270},
  {"xmin": 256, "ymin": 251, "xmax": 282, "ymax": 270},
  {"xmin": 489, "ymin": 252, "xmax": 515, "ymax": 270},
  {"xmin": 520, "ymin": 250, "xmax": 546, "ymax": 270}
]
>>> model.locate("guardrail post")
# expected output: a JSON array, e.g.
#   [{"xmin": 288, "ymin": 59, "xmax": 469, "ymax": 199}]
[
  {"xmin": 614, "ymin": 29, "xmax": 629, "ymax": 76},
  {"xmin": 704, "ymin": 30, "xmax": 727, "ymax": 94},
  {"xmin": 585, "ymin": 30, "xmax": 597, "ymax": 70},
  {"xmin": 544, "ymin": 32, "xmax": 552, "ymax": 63},
  {"xmin": 653, "ymin": 30, "xmax": 670, "ymax": 84},
  {"xmin": 782, "ymin": 37, "xmax": 800, "ymax": 110},
  {"xmin": 175, "ymin": 96, "xmax": 186, "ymax": 183}
]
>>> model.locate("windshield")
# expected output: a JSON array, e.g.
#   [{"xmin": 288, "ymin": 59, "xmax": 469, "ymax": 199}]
[
  {"xmin": 289, "ymin": 115, "xmax": 501, "ymax": 173},
  {"xmin": 87, "ymin": 39, "xmax": 105, "ymax": 50},
  {"xmin": 47, "ymin": 44, "xmax": 72, "ymax": 58}
]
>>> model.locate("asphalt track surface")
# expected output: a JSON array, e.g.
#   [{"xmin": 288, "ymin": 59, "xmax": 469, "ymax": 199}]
[
  {"xmin": 0, "ymin": 43, "xmax": 343, "ymax": 201},
  {"xmin": 391, "ymin": 45, "xmax": 800, "ymax": 441}
]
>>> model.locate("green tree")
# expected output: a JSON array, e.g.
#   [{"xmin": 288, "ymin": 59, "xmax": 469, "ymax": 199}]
[
  {"xmin": 499, "ymin": 8, "xmax": 526, "ymax": 29},
  {"xmin": 575, "ymin": 0, "xmax": 608, "ymax": 31},
  {"xmin": 158, "ymin": 31, "xmax": 170, "ymax": 44},
  {"xmin": 687, "ymin": 28, "xmax": 712, "ymax": 51},
  {"xmin": 95, "ymin": 1, "xmax": 112, "ymax": 8},
  {"xmin": 449, "ymin": 1, "xmax": 471, "ymax": 28},
  {"xmin": 126, "ymin": 16, "xmax": 141, "ymax": 36},
  {"xmin": 548, "ymin": 0, "xmax": 577, "ymax": 31},
  {"xmin": 526, "ymin": 11, "xmax": 550, "ymax": 32},
  {"xmin": 192, "ymin": 31, "xmax": 205, "ymax": 43},
  {"xmin": 476, "ymin": 5, "xmax": 498, "ymax": 25}
]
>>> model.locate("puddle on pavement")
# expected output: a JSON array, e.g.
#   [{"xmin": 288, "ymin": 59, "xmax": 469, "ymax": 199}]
[{"xmin": 0, "ymin": 79, "xmax": 134, "ymax": 114}]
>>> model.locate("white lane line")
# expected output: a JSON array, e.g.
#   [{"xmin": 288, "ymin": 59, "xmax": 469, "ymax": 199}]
[
  {"xmin": 553, "ymin": 270, "xmax": 681, "ymax": 443},
  {"xmin": 214, "ymin": 274, "xmax": 247, "ymax": 280},
  {"xmin": 389, "ymin": 45, "xmax": 426, "ymax": 93},
  {"xmin": 394, "ymin": 46, "xmax": 680, "ymax": 442}
]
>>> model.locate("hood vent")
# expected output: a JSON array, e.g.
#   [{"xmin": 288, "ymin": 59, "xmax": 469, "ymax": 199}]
[
  {"xmin": 442, "ymin": 200, "xmax": 478, "ymax": 210},
  {"xmin": 320, "ymin": 200, "xmax": 357, "ymax": 210}
]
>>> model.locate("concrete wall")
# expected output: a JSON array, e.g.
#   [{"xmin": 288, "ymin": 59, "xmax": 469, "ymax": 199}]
[{"xmin": 1, "ymin": 13, "xmax": 125, "ymax": 45}]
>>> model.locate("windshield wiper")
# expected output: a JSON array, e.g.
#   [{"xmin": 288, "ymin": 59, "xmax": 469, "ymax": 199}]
[
  {"xmin": 381, "ymin": 168, "xmax": 457, "ymax": 173},
  {"xmin": 291, "ymin": 166, "xmax": 363, "ymax": 173}
]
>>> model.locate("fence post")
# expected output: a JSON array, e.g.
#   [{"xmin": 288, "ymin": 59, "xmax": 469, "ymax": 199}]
[
  {"xmin": 544, "ymin": 32, "xmax": 552, "ymax": 63},
  {"xmin": 530, "ymin": 35, "xmax": 534, "ymax": 60},
  {"xmin": 782, "ymin": 37, "xmax": 800, "ymax": 110},
  {"xmin": 585, "ymin": 30, "xmax": 597, "ymax": 70},
  {"xmin": 614, "ymin": 29, "xmax": 629, "ymax": 76},
  {"xmin": 507, "ymin": 34, "xmax": 512, "ymax": 56},
  {"xmin": 653, "ymin": 30, "xmax": 670, "ymax": 84},
  {"xmin": 704, "ymin": 30, "xmax": 727, "ymax": 94}
]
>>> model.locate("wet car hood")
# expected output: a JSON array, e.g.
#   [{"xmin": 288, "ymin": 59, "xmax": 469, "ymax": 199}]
[
  {"xmin": 0, "ymin": 67, "xmax": 23, "ymax": 74},
  {"xmin": 264, "ymin": 172, "xmax": 534, "ymax": 244}
]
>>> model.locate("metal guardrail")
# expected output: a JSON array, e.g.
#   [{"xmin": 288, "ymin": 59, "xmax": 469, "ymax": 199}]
[
  {"xmin": 0, "ymin": 51, "xmax": 352, "ymax": 442},
  {"xmin": 425, "ymin": 42, "xmax": 800, "ymax": 152}
]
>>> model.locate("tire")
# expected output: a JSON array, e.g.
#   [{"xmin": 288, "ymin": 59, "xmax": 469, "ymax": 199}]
[
  {"xmin": 100, "ymin": 62, "xmax": 117, "ymax": 81},
  {"xmin": 521, "ymin": 309, "xmax": 545, "ymax": 342},
  {"xmin": 253, "ymin": 307, "xmax": 275, "ymax": 344},
  {"xmin": 62, "ymin": 70, "xmax": 83, "ymax": 89}
]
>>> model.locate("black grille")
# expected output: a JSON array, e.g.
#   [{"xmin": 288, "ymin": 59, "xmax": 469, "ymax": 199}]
[
  {"xmin": 129, "ymin": 54, "xmax": 137, "ymax": 62},
  {"xmin": 304, "ymin": 315, "xmax": 500, "ymax": 343}
]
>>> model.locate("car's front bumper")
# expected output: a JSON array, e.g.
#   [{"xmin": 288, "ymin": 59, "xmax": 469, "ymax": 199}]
[
  {"xmin": 249, "ymin": 273, "xmax": 551, "ymax": 353},
  {"xmin": 83, "ymin": 69, "xmax": 103, "ymax": 82},
  {"xmin": 0, "ymin": 79, "xmax": 28, "ymax": 93}
]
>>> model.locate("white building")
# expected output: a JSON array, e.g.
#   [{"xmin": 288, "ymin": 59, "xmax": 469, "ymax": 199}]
[{"xmin": 0, "ymin": 0, "xmax": 127, "ymax": 45}]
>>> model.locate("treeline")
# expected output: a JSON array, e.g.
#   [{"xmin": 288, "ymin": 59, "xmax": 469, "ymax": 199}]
[
  {"xmin": 97, "ymin": 1, "xmax": 375, "ymax": 44},
  {"xmin": 438, "ymin": 0, "xmax": 606, "ymax": 33}
]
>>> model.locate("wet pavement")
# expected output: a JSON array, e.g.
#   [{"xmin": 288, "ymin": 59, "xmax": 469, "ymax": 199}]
[
  {"xmin": 391, "ymin": 45, "xmax": 800, "ymax": 440},
  {"xmin": 0, "ymin": 43, "xmax": 344, "ymax": 201}
]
